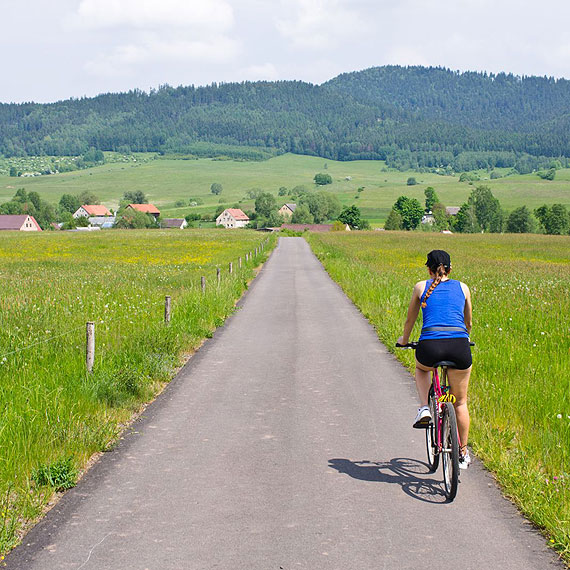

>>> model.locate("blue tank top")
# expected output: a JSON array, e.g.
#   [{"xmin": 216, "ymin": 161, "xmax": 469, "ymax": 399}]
[{"xmin": 419, "ymin": 279, "xmax": 469, "ymax": 340}]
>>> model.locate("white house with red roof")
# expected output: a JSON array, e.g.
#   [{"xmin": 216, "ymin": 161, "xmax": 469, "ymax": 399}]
[
  {"xmin": 73, "ymin": 205, "xmax": 112, "ymax": 218},
  {"xmin": 126, "ymin": 203, "xmax": 161, "ymax": 219},
  {"xmin": 0, "ymin": 215, "xmax": 42, "ymax": 231},
  {"xmin": 216, "ymin": 208, "xmax": 249, "ymax": 229}
]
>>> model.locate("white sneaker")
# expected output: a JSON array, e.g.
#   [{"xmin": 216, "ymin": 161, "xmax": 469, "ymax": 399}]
[
  {"xmin": 459, "ymin": 450, "xmax": 471, "ymax": 470},
  {"xmin": 413, "ymin": 406, "xmax": 431, "ymax": 429}
]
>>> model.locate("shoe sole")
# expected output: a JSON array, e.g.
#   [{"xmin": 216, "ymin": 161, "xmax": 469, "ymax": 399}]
[{"xmin": 413, "ymin": 418, "xmax": 431, "ymax": 429}]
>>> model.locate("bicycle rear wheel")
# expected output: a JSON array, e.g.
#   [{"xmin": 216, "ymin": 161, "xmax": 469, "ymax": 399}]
[
  {"xmin": 441, "ymin": 402, "xmax": 459, "ymax": 501},
  {"xmin": 425, "ymin": 386, "xmax": 439, "ymax": 472}
]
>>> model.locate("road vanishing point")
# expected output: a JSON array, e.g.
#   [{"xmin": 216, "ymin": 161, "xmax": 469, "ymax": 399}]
[{"xmin": 6, "ymin": 237, "xmax": 563, "ymax": 569}]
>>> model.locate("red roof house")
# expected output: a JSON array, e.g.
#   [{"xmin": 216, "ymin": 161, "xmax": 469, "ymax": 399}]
[
  {"xmin": 73, "ymin": 205, "xmax": 112, "ymax": 218},
  {"xmin": 126, "ymin": 204, "xmax": 161, "ymax": 218},
  {"xmin": 0, "ymin": 215, "xmax": 42, "ymax": 231},
  {"xmin": 216, "ymin": 208, "xmax": 250, "ymax": 228}
]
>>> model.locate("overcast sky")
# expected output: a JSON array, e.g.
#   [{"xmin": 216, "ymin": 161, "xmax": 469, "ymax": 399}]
[{"xmin": 2, "ymin": 0, "xmax": 570, "ymax": 103}]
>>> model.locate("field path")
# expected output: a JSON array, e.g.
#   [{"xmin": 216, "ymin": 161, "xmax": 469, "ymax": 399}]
[{"xmin": 6, "ymin": 237, "xmax": 562, "ymax": 569}]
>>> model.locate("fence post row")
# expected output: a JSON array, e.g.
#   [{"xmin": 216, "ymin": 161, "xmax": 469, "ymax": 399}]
[
  {"xmin": 86, "ymin": 322, "xmax": 95, "ymax": 373},
  {"xmin": 164, "ymin": 295, "xmax": 171, "ymax": 324}
]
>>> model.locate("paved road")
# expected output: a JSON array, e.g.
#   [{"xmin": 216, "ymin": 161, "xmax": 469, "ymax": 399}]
[{"xmin": 6, "ymin": 237, "xmax": 562, "ymax": 569}]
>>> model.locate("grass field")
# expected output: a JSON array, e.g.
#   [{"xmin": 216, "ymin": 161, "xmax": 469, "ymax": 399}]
[
  {"xmin": 1, "ymin": 153, "xmax": 570, "ymax": 226},
  {"xmin": 0, "ymin": 229, "xmax": 274, "ymax": 553},
  {"xmin": 306, "ymin": 231, "xmax": 570, "ymax": 562}
]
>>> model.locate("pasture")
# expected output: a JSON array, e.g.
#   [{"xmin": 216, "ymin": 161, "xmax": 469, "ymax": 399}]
[
  {"xmin": 1, "ymin": 153, "xmax": 570, "ymax": 226},
  {"xmin": 307, "ymin": 231, "xmax": 570, "ymax": 561},
  {"xmin": 0, "ymin": 229, "xmax": 273, "ymax": 553}
]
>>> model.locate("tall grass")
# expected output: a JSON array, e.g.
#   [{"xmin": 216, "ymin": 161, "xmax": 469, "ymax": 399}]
[
  {"xmin": 307, "ymin": 231, "xmax": 570, "ymax": 561},
  {"xmin": 0, "ymin": 229, "xmax": 274, "ymax": 553}
]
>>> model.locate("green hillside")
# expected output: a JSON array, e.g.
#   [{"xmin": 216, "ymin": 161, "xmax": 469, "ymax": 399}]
[{"xmin": 2, "ymin": 153, "xmax": 569, "ymax": 226}]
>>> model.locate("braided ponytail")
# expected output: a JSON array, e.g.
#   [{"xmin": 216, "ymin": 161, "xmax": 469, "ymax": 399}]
[{"xmin": 421, "ymin": 264, "xmax": 447, "ymax": 308}]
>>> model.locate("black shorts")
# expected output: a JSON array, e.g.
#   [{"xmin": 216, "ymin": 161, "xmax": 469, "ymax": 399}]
[{"xmin": 416, "ymin": 338, "xmax": 472, "ymax": 370}]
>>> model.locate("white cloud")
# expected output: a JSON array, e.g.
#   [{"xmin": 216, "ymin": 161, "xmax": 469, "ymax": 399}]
[
  {"xmin": 239, "ymin": 63, "xmax": 280, "ymax": 81},
  {"xmin": 75, "ymin": 0, "xmax": 233, "ymax": 31},
  {"xmin": 85, "ymin": 34, "xmax": 240, "ymax": 77},
  {"xmin": 276, "ymin": 0, "xmax": 367, "ymax": 49},
  {"xmin": 72, "ymin": 0, "xmax": 239, "ymax": 77}
]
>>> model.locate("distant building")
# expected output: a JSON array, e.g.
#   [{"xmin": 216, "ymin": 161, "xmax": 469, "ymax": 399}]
[
  {"xmin": 162, "ymin": 218, "xmax": 188, "ymax": 229},
  {"xmin": 89, "ymin": 216, "xmax": 116, "ymax": 229},
  {"xmin": 446, "ymin": 206, "xmax": 461, "ymax": 216},
  {"xmin": 126, "ymin": 204, "xmax": 161, "ymax": 218},
  {"xmin": 216, "ymin": 209, "xmax": 249, "ymax": 229},
  {"xmin": 73, "ymin": 205, "xmax": 112, "ymax": 218},
  {"xmin": 421, "ymin": 214, "xmax": 435, "ymax": 224},
  {"xmin": 279, "ymin": 203, "xmax": 297, "ymax": 218},
  {"xmin": 0, "ymin": 215, "xmax": 42, "ymax": 232}
]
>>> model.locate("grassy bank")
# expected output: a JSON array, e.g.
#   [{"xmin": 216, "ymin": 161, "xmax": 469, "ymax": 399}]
[
  {"xmin": 307, "ymin": 231, "xmax": 569, "ymax": 562},
  {"xmin": 0, "ymin": 229, "xmax": 274, "ymax": 553}
]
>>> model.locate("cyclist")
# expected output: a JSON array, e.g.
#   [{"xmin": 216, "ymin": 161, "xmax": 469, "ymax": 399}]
[{"xmin": 397, "ymin": 250, "xmax": 473, "ymax": 468}]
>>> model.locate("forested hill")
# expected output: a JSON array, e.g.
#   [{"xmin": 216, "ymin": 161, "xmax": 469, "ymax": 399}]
[{"xmin": 2, "ymin": 65, "xmax": 570, "ymax": 169}]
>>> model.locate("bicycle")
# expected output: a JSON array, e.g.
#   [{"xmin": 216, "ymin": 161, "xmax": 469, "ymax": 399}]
[{"xmin": 396, "ymin": 341, "xmax": 474, "ymax": 501}]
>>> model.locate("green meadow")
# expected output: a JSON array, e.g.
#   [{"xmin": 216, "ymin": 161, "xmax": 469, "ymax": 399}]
[
  {"xmin": 307, "ymin": 231, "xmax": 570, "ymax": 561},
  {"xmin": 0, "ymin": 229, "xmax": 274, "ymax": 553},
  {"xmin": 1, "ymin": 153, "xmax": 570, "ymax": 226}
]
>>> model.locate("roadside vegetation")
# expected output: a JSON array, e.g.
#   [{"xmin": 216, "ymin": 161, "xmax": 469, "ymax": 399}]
[
  {"xmin": 0, "ymin": 229, "xmax": 274, "ymax": 553},
  {"xmin": 307, "ymin": 231, "xmax": 570, "ymax": 562}
]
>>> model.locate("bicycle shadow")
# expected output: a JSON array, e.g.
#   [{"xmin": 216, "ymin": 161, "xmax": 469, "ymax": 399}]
[{"xmin": 328, "ymin": 457, "xmax": 450, "ymax": 504}]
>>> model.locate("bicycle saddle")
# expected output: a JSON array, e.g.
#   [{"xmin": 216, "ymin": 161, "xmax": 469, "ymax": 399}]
[{"xmin": 433, "ymin": 360, "xmax": 457, "ymax": 368}]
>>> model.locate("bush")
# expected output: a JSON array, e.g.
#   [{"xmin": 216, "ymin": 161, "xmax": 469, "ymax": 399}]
[
  {"xmin": 406, "ymin": 177, "xmax": 417, "ymax": 186},
  {"xmin": 314, "ymin": 173, "xmax": 332, "ymax": 185},
  {"xmin": 32, "ymin": 457, "xmax": 78, "ymax": 491}
]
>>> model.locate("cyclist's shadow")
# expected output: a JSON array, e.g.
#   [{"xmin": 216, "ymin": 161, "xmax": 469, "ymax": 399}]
[{"xmin": 328, "ymin": 457, "xmax": 449, "ymax": 503}]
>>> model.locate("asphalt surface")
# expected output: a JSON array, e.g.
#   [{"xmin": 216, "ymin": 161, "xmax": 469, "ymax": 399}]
[{"xmin": 6, "ymin": 237, "xmax": 563, "ymax": 569}]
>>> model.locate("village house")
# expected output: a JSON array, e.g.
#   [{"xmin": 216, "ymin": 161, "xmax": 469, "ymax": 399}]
[
  {"xmin": 126, "ymin": 204, "xmax": 161, "ymax": 219},
  {"xmin": 161, "ymin": 218, "xmax": 188, "ymax": 229},
  {"xmin": 216, "ymin": 208, "xmax": 249, "ymax": 229},
  {"xmin": 278, "ymin": 203, "xmax": 297, "ymax": 218},
  {"xmin": 446, "ymin": 206, "xmax": 461, "ymax": 217},
  {"xmin": 73, "ymin": 205, "xmax": 112, "ymax": 218},
  {"xmin": 0, "ymin": 214, "xmax": 42, "ymax": 231}
]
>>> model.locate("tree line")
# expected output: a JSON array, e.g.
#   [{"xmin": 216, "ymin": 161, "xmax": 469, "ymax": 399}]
[
  {"xmin": 384, "ymin": 187, "xmax": 570, "ymax": 235},
  {"xmin": 2, "ymin": 66, "xmax": 570, "ymax": 165}
]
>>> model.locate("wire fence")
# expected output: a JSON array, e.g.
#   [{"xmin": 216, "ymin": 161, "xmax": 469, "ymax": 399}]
[{"xmin": 0, "ymin": 236, "xmax": 272, "ymax": 368}]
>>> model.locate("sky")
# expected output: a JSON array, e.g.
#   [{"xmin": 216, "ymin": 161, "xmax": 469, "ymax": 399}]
[{"xmin": 2, "ymin": 0, "xmax": 570, "ymax": 103}]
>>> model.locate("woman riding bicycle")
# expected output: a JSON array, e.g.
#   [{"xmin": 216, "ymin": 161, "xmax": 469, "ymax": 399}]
[{"xmin": 397, "ymin": 250, "xmax": 473, "ymax": 468}]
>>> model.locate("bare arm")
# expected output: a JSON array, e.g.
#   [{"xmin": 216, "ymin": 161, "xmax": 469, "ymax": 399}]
[
  {"xmin": 461, "ymin": 282, "xmax": 472, "ymax": 334},
  {"xmin": 398, "ymin": 282, "xmax": 424, "ymax": 345}
]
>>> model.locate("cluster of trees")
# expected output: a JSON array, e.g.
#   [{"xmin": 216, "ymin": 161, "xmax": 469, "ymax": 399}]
[
  {"xmin": 2, "ymin": 67, "xmax": 570, "ymax": 165},
  {"xmin": 384, "ymin": 185, "xmax": 570, "ymax": 235}
]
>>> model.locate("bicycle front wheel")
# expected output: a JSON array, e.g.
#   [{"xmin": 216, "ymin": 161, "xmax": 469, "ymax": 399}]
[
  {"xmin": 441, "ymin": 402, "xmax": 459, "ymax": 501},
  {"xmin": 425, "ymin": 386, "xmax": 439, "ymax": 472}
]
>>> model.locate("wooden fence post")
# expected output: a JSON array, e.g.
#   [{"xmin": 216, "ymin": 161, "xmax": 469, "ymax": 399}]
[
  {"xmin": 201, "ymin": 276, "xmax": 206, "ymax": 293},
  {"xmin": 217, "ymin": 267, "xmax": 221, "ymax": 285},
  {"xmin": 239, "ymin": 256, "xmax": 242, "ymax": 268},
  {"xmin": 246, "ymin": 253, "xmax": 249, "ymax": 262},
  {"xmin": 164, "ymin": 296, "xmax": 171, "ymax": 324},
  {"xmin": 86, "ymin": 322, "xmax": 95, "ymax": 373},
  {"xmin": 229, "ymin": 261, "xmax": 233, "ymax": 274}
]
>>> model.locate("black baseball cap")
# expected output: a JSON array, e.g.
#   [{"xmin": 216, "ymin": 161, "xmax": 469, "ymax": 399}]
[{"xmin": 425, "ymin": 250, "xmax": 451, "ymax": 270}]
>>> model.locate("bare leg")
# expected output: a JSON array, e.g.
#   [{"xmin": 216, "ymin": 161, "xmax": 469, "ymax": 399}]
[
  {"xmin": 415, "ymin": 360, "xmax": 433, "ymax": 407},
  {"xmin": 448, "ymin": 366, "xmax": 472, "ymax": 450}
]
